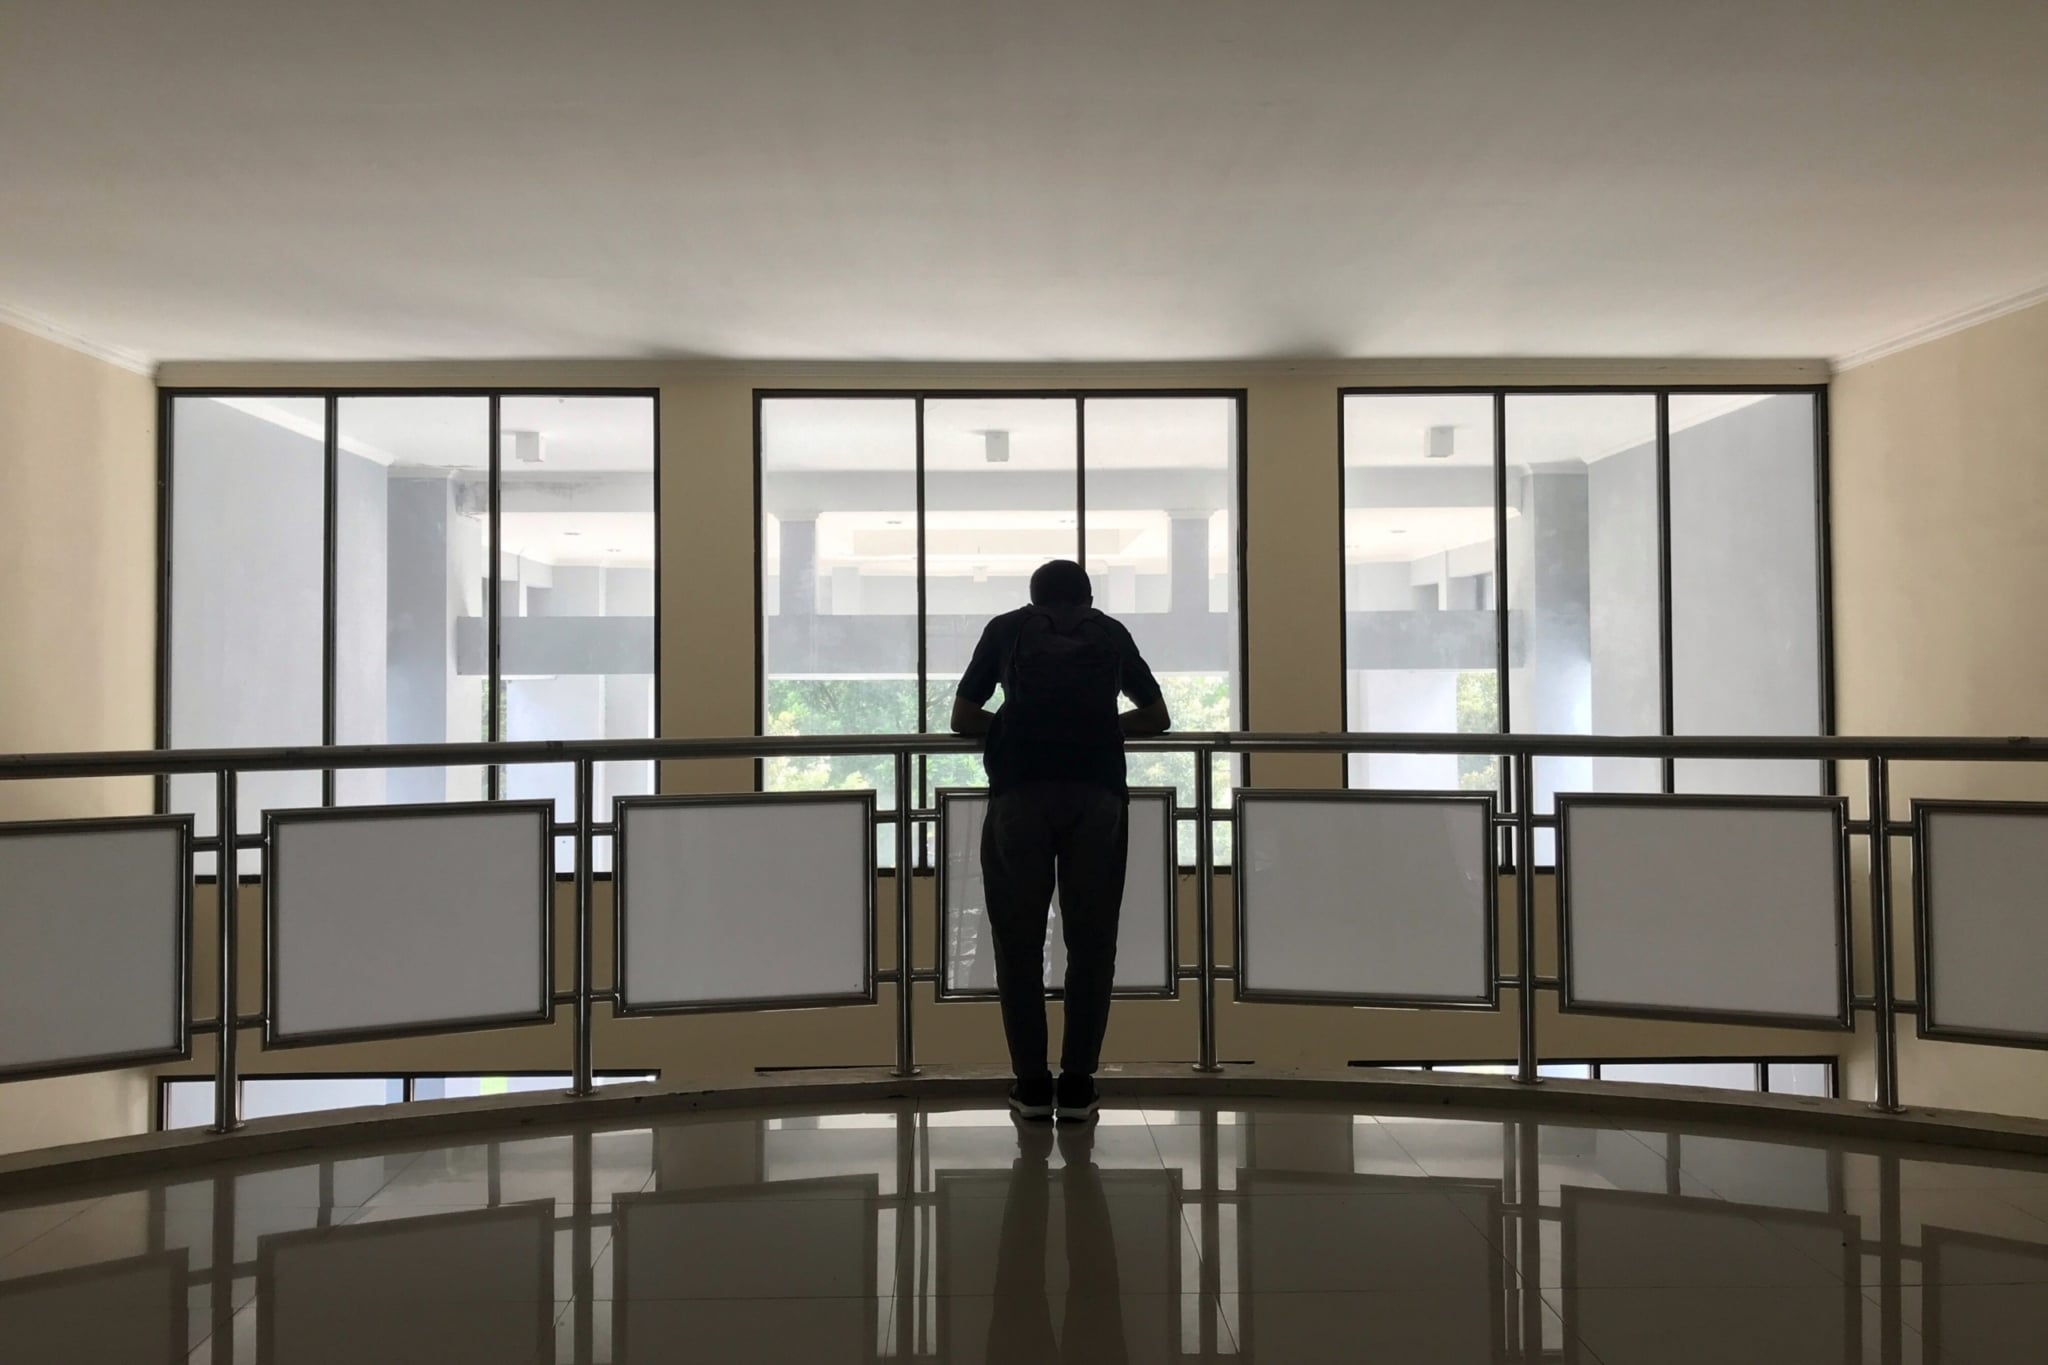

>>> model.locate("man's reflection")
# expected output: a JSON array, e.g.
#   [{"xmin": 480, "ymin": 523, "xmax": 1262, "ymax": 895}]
[{"xmin": 987, "ymin": 1120, "xmax": 1128, "ymax": 1364}]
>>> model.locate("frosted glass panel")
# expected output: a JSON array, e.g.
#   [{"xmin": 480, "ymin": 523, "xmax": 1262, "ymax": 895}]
[
  {"xmin": 267, "ymin": 804, "xmax": 551, "ymax": 1043},
  {"xmin": 1919, "ymin": 804, "xmax": 2048, "ymax": 1043},
  {"xmin": 0, "ymin": 819, "xmax": 187, "ymax": 1075},
  {"xmin": 617, "ymin": 795, "xmax": 874, "ymax": 1011},
  {"xmin": 0, "ymin": 1253, "xmax": 185, "ymax": 1364},
  {"xmin": 938, "ymin": 789, "xmax": 1176, "ymax": 997},
  {"xmin": 1236, "ymin": 793, "xmax": 1494, "ymax": 1004},
  {"xmin": 1559, "ymin": 798, "xmax": 1847, "ymax": 1025},
  {"xmin": 263, "ymin": 1206, "xmax": 552, "ymax": 1365}
]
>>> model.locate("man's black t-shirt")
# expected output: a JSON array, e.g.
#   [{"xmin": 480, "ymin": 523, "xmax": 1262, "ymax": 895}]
[{"xmin": 956, "ymin": 604, "xmax": 1163, "ymax": 796}]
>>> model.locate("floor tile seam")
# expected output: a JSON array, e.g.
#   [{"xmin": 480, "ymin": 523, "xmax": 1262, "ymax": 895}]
[
  {"xmin": 187, "ymin": 1297, "xmax": 254, "ymax": 1359},
  {"xmin": 888, "ymin": 1288, "xmax": 1215, "ymax": 1301},
  {"xmin": 574, "ymin": 1290, "xmax": 926, "ymax": 1303},
  {"xmin": 0, "ymin": 1198, "xmax": 104, "ymax": 1271},
  {"xmin": 1605, "ymin": 1126, "xmax": 1742, "ymax": 1202},
  {"xmin": 1537, "ymin": 1287, "xmax": 1617, "ymax": 1365},
  {"xmin": 1984, "ymin": 1190, "xmax": 2048, "ymax": 1231}
]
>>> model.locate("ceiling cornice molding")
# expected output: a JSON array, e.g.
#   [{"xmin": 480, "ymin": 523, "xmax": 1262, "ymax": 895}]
[
  {"xmin": 0, "ymin": 303, "xmax": 153, "ymax": 376},
  {"xmin": 1834, "ymin": 280, "xmax": 2048, "ymax": 373},
  {"xmin": 156, "ymin": 354, "xmax": 1831, "ymax": 389}
]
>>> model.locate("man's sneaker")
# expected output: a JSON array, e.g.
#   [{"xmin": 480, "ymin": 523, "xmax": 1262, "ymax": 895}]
[
  {"xmin": 1055, "ymin": 1072, "xmax": 1100, "ymax": 1122},
  {"xmin": 1009, "ymin": 1076, "xmax": 1055, "ymax": 1121}
]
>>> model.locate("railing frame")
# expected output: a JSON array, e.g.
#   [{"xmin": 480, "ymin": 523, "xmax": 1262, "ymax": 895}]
[{"xmin": 6, "ymin": 728, "xmax": 2046, "ymax": 1133}]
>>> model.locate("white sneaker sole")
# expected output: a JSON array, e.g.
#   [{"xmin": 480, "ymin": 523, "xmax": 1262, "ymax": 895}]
[
  {"xmin": 1055, "ymin": 1103, "xmax": 1100, "ymax": 1122},
  {"xmin": 1009, "ymin": 1099, "xmax": 1054, "ymax": 1120}
]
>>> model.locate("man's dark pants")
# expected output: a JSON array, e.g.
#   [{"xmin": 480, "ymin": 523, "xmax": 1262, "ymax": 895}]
[{"xmin": 979, "ymin": 779, "xmax": 1128, "ymax": 1080}]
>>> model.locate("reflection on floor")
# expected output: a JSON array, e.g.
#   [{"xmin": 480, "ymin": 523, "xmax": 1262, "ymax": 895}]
[{"xmin": 2, "ymin": 1096, "xmax": 2045, "ymax": 1362}]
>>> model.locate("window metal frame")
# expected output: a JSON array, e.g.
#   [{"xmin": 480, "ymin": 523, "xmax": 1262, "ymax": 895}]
[
  {"xmin": 1334, "ymin": 384, "xmax": 1835, "ymax": 865},
  {"xmin": 751, "ymin": 388, "xmax": 1252, "ymax": 872},
  {"xmin": 155, "ymin": 385, "xmax": 663, "ymax": 823}
]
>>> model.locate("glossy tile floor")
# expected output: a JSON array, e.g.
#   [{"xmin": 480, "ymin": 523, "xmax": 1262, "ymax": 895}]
[{"xmin": 3, "ymin": 1097, "xmax": 2046, "ymax": 1363}]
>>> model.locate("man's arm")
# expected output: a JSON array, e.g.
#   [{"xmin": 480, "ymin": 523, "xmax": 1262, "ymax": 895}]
[
  {"xmin": 949, "ymin": 618, "xmax": 1003, "ymax": 737},
  {"xmin": 950, "ymin": 694, "xmax": 994, "ymax": 738},
  {"xmin": 1120, "ymin": 695, "xmax": 1172, "ymax": 738},
  {"xmin": 1115, "ymin": 623, "xmax": 1171, "ymax": 737}
]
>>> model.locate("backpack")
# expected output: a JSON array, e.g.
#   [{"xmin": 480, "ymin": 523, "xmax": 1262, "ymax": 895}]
[{"xmin": 999, "ymin": 606, "xmax": 1124, "ymax": 743}]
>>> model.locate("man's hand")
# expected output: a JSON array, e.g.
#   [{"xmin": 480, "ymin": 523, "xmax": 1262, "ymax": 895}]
[
  {"xmin": 949, "ymin": 694, "xmax": 994, "ymax": 738},
  {"xmin": 1119, "ymin": 697, "xmax": 1172, "ymax": 739}
]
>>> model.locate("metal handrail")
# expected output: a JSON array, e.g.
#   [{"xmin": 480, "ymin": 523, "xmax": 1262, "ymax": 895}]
[
  {"xmin": 5, "ymin": 727, "xmax": 2044, "ymax": 1136},
  {"xmin": 7, "ymin": 728, "xmax": 2048, "ymax": 778}
]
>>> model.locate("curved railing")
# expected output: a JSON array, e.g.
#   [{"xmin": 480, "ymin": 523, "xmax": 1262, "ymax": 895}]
[{"xmin": 4, "ymin": 729, "xmax": 2047, "ymax": 1137}]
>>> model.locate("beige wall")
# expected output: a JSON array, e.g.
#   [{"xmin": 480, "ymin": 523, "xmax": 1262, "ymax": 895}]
[
  {"xmin": 0, "ymin": 321, "xmax": 159, "ymax": 1153},
  {"xmin": 1832, "ymin": 297, "xmax": 2048, "ymax": 1118},
  {"xmin": 142, "ymin": 356, "xmax": 1848, "ymax": 1102}
]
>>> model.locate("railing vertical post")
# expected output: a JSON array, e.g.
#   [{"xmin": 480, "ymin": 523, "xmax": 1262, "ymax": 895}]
[
  {"xmin": 1867, "ymin": 756, "xmax": 1903, "ymax": 1113},
  {"xmin": 893, "ymin": 748, "xmax": 918, "ymax": 1078},
  {"xmin": 212, "ymin": 768, "xmax": 241, "ymax": 1133},
  {"xmin": 1513, "ymin": 752, "xmax": 1541, "ymax": 1086},
  {"xmin": 1194, "ymin": 745, "xmax": 1220, "ymax": 1073},
  {"xmin": 570, "ymin": 758, "xmax": 596, "ymax": 1098}
]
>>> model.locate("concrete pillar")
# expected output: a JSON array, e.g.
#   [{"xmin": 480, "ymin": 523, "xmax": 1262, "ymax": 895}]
[
  {"xmin": 1104, "ymin": 563, "xmax": 1139, "ymax": 613},
  {"xmin": 1170, "ymin": 512, "xmax": 1209, "ymax": 615},
  {"xmin": 385, "ymin": 476, "xmax": 455, "ymax": 804},
  {"xmin": 779, "ymin": 518, "xmax": 817, "ymax": 618},
  {"xmin": 1515, "ymin": 467, "xmax": 1593, "ymax": 801},
  {"xmin": 830, "ymin": 564, "xmax": 864, "ymax": 615}
]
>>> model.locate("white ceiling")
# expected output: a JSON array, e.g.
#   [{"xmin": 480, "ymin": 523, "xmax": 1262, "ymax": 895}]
[{"xmin": 6, "ymin": 1, "xmax": 2047, "ymax": 367}]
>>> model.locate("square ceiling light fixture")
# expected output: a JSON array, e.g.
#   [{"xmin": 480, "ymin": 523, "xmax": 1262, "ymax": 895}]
[
  {"xmin": 1425, "ymin": 425, "xmax": 1457, "ymax": 460},
  {"xmin": 978, "ymin": 429, "xmax": 1011, "ymax": 464}
]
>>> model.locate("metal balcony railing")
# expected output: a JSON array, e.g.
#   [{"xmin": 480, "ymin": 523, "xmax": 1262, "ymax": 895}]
[{"xmin": 5, "ymin": 729, "xmax": 2048, "ymax": 1137}]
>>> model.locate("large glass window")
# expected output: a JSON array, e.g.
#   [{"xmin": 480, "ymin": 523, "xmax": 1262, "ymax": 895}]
[
  {"xmin": 1669, "ymin": 393, "xmax": 1823, "ymax": 795},
  {"xmin": 1341, "ymin": 394, "xmax": 1500, "ymax": 792},
  {"xmin": 167, "ymin": 390, "xmax": 657, "ymax": 867},
  {"xmin": 1506, "ymin": 394, "xmax": 1663, "ymax": 846},
  {"xmin": 1085, "ymin": 397, "xmax": 1240, "ymax": 856},
  {"xmin": 168, "ymin": 396, "xmax": 328, "ymax": 872},
  {"xmin": 333, "ymin": 395, "xmax": 491, "ymax": 807},
  {"xmin": 1342, "ymin": 388, "xmax": 1826, "ymax": 847},
  {"xmin": 759, "ymin": 392, "xmax": 1245, "ymax": 866},
  {"xmin": 760, "ymin": 397, "xmax": 920, "ymax": 866},
  {"xmin": 496, "ymin": 394, "xmax": 658, "ymax": 863}
]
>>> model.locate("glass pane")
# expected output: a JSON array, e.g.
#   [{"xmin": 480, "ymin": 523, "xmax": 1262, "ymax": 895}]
[
  {"xmin": 1341, "ymin": 395, "xmax": 1500, "ymax": 792},
  {"xmin": 169, "ymin": 396, "xmax": 326, "ymax": 874},
  {"xmin": 1083, "ymin": 397, "xmax": 1239, "ymax": 863},
  {"xmin": 1506, "ymin": 395, "xmax": 1662, "ymax": 859},
  {"xmin": 922, "ymin": 397, "xmax": 1080, "ymax": 807},
  {"xmin": 1600, "ymin": 1061, "xmax": 1758, "ymax": 1092},
  {"xmin": 1670, "ymin": 393, "xmax": 1823, "ymax": 796},
  {"xmin": 332, "ymin": 396, "xmax": 491, "ymax": 806},
  {"xmin": 163, "ymin": 1079, "xmax": 215, "ymax": 1130},
  {"xmin": 760, "ymin": 398, "xmax": 919, "ymax": 867},
  {"xmin": 1765, "ymin": 1062, "xmax": 1832, "ymax": 1097},
  {"xmin": 497, "ymin": 395, "xmax": 657, "ymax": 870},
  {"xmin": 241, "ymin": 1076, "xmax": 403, "ymax": 1120}
]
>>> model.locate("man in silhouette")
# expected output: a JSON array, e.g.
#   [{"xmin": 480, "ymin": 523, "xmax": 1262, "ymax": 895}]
[{"xmin": 951, "ymin": 559, "xmax": 1171, "ymax": 1122}]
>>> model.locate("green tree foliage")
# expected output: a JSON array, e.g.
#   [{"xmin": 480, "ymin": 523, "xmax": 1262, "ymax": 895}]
[{"xmin": 1456, "ymin": 670, "xmax": 1501, "ymax": 792}]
